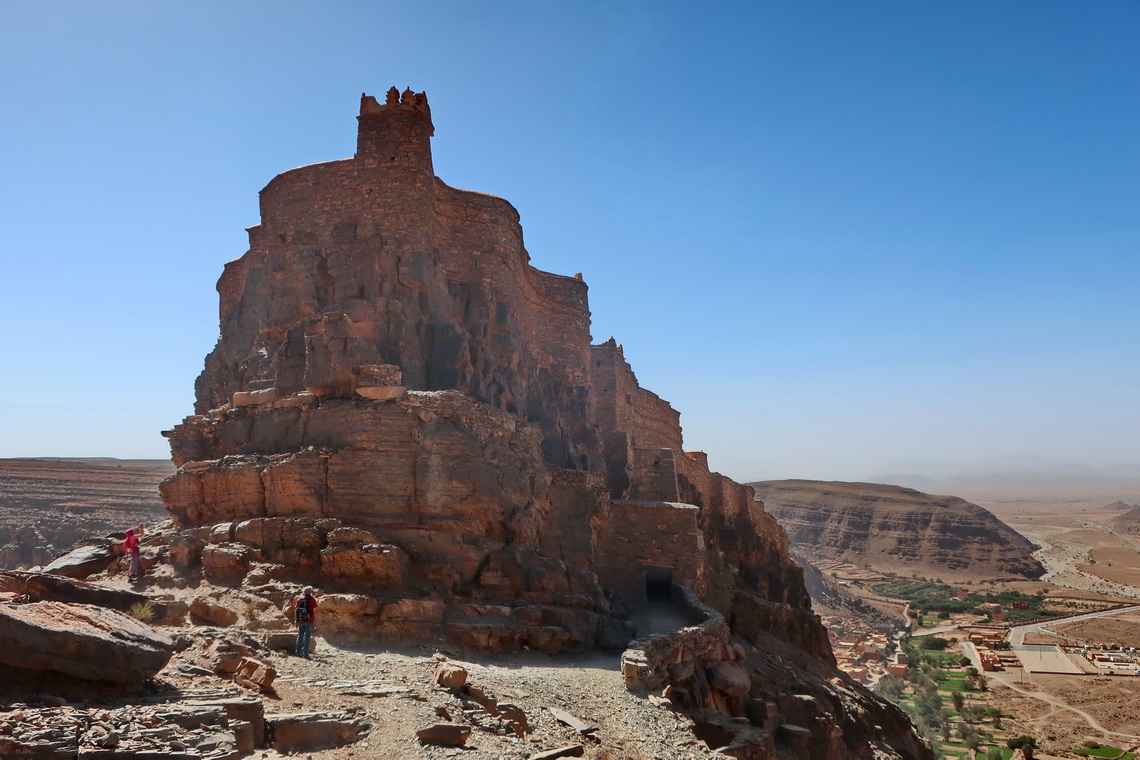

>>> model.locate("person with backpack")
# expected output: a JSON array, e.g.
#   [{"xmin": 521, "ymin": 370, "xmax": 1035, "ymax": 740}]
[{"xmin": 293, "ymin": 585, "xmax": 318, "ymax": 658}]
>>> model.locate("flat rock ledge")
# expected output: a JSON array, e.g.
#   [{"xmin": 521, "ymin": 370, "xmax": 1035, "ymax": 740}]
[{"xmin": 0, "ymin": 600, "xmax": 174, "ymax": 683}]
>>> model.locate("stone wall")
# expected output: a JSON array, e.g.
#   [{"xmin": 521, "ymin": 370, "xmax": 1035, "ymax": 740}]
[
  {"xmin": 595, "ymin": 502, "xmax": 705, "ymax": 606},
  {"xmin": 589, "ymin": 340, "xmax": 682, "ymax": 452}
]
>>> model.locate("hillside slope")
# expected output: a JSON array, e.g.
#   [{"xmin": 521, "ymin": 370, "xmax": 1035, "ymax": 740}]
[{"xmin": 1109, "ymin": 506, "xmax": 1140, "ymax": 535}]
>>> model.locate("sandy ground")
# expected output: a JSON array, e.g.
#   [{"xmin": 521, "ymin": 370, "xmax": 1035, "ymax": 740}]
[
  {"xmin": 959, "ymin": 484, "xmax": 1140, "ymax": 601},
  {"xmin": 1050, "ymin": 611, "xmax": 1140, "ymax": 650}
]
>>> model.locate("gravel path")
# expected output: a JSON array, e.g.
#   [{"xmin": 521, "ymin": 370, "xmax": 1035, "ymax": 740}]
[{"xmin": 268, "ymin": 640, "xmax": 720, "ymax": 759}]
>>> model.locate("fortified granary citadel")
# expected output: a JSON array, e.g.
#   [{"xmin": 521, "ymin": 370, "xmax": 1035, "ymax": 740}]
[{"xmin": 153, "ymin": 88, "xmax": 928, "ymax": 758}]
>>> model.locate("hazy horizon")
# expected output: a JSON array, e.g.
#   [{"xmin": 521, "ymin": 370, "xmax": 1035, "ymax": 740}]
[{"xmin": 2, "ymin": 3, "xmax": 1137, "ymax": 484}]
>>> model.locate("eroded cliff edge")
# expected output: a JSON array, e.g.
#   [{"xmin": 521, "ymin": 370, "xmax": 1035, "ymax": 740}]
[
  {"xmin": 159, "ymin": 89, "xmax": 929, "ymax": 760},
  {"xmin": 751, "ymin": 479, "xmax": 1045, "ymax": 582}
]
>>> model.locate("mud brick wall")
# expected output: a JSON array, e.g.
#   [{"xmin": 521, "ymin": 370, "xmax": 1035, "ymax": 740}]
[
  {"xmin": 595, "ymin": 501, "xmax": 703, "ymax": 608},
  {"xmin": 628, "ymin": 448, "xmax": 680, "ymax": 502},
  {"xmin": 588, "ymin": 341, "xmax": 683, "ymax": 453}
]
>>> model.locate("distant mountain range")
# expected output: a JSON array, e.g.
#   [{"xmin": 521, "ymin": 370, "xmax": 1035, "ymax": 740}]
[{"xmin": 865, "ymin": 456, "xmax": 1140, "ymax": 490}]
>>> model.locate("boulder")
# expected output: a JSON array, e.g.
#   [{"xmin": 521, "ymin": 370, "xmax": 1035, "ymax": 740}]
[
  {"xmin": 416, "ymin": 723, "xmax": 471, "ymax": 747},
  {"xmin": 167, "ymin": 533, "xmax": 206, "ymax": 570},
  {"xmin": 40, "ymin": 541, "xmax": 117, "ymax": 578},
  {"xmin": 0, "ymin": 601, "xmax": 174, "ymax": 683},
  {"xmin": 433, "ymin": 662, "xmax": 468, "ymax": 689},
  {"xmin": 708, "ymin": 660, "xmax": 750, "ymax": 699},
  {"xmin": 233, "ymin": 656, "xmax": 277, "ymax": 693},
  {"xmin": 266, "ymin": 713, "xmax": 368, "ymax": 752},
  {"xmin": 201, "ymin": 544, "xmax": 252, "ymax": 580},
  {"xmin": 189, "ymin": 597, "xmax": 239, "ymax": 627},
  {"xmin": 17, "ymin": 571, "xmax": 152, "ymax": 614}
]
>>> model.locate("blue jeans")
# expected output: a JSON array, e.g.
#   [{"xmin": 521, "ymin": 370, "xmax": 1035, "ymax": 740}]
[{"xmin": 295, "ymin": 622, "xmax": 314, "ymax": 657}]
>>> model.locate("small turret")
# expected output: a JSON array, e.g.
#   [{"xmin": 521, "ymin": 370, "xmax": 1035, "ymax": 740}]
[{"xmin": 355, "ymin": 88, "xmax": 435, "ymax": 176}]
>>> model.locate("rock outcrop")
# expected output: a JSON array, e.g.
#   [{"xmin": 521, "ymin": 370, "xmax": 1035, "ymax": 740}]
[{"xmin": 751, "ymin": 480, "xmax": 1045, "ymax": 581}]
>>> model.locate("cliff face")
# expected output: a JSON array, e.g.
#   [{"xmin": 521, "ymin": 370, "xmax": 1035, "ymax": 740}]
[
  {"xmin": 751, "ymin": 480, "xmax": 1044, "ymax": 581},
  {"xmin": 161, "ymin": 89, "xmax": 824, "ymax": 657}
]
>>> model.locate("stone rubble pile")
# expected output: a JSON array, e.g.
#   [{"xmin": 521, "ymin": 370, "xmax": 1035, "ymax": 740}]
[
  {"xmin": 0, "ymin": 701, "xmax": 257, "ymax": 759},
  {"xmin": 0, "ymin": 698, "xmax": 369, "ymax": 759}
]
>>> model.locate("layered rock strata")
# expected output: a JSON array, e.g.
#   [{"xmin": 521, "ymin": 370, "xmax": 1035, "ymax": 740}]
[
  {"xmin": 751, "ymin": 480, "xmax": 1045, "ymax": 581},
  {"xmin": 0, "ymin": 601, "xmax": 174, "ymax": 683}
]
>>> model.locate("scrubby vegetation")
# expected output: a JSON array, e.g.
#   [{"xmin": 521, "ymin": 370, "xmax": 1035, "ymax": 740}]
[
  {"xmin": 869, "ymin": 581, "xmax": 1062, "ymax": 622},
  {"xmin": 886, "ymin": 637, "xmax": 1009, "ymax": 759}
]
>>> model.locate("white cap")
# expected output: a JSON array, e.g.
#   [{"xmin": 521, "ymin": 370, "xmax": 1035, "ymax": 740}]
[{"xmin": 303, "ymin": 585, "xmax": 313, "ymax": 593}]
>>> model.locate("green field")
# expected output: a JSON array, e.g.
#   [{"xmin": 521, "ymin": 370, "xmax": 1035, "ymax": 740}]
[{"xmin": 1077, "ymin": 747, "xmax": 1136, "ymax": 760}]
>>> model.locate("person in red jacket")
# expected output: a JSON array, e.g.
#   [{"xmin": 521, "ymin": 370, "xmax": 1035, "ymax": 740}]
[
  {"xmin": 122, "ymin": 528, "xmax": 142, "ymax": 581},
  {"xmin": 293, "ymin": 586, "xmax": 318, "ymax": 658}
]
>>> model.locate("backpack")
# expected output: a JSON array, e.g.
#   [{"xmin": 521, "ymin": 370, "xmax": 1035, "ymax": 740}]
[{"xmin": 295, "ymin": 597, "xmax": 311, "ymax": 624}]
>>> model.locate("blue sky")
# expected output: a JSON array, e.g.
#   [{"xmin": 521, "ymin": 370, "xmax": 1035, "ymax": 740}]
[{"xmin": 1, "ymin": 2, "xmax": 1136, "ymax": 481}]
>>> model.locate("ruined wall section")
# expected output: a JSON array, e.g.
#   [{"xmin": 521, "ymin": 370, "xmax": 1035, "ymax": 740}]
[
  {"xmin": 594, "ymin": 502, "xmax": 705, "ymax": 606},
  {"xmin": 430, "ymin": 181, "xmax": 596, "ymax": 469},
  {"xmin": 588, "ymin": 340, "xmax": 682, "ymax": 453},
  {"xmin": 628, "ymin": 448, "xmax": 680, "ymax": 502}
]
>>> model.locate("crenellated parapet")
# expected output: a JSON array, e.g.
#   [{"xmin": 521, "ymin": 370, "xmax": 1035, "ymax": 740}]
[{"xmin": 358, "ymin": 87, "xmax": 434, "ymax": 135}]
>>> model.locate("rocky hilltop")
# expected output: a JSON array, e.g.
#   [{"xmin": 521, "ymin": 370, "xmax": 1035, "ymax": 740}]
[
  {"xmin": 161, "ymin": 88, "xmax": 824, "ymax": 656},
  {"xmin": 1109, "ymin": 506, "xmax": 1140, "ymax": 534},
  {"xmin": 0, "ymin": 90, "xmax": 931, "ymax": 760},
  {"xmin": 751, "ymin": 480, "xmax": 1044, "ymax": 582}
]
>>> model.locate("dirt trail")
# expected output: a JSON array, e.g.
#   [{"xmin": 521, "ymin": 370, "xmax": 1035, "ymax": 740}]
[
  {"xmin": 269, "ymin": 639, "xmax": 719, "ymax": 759},
  {"xmin": 996, "ymin": 680, "xmax": 1140, "ymax": 743}
]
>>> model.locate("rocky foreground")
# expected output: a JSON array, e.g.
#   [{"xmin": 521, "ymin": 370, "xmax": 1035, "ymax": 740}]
[
  {"xmin": 0, "ymin": 523, "xmax": 930, "ymax": 760},
  {"xmin": 751, "ymin": 480, "xmax": 1045, "ymax": 582}
]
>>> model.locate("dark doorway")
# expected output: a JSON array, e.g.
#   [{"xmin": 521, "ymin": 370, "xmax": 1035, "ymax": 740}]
[{"xmin": 645, "ymin": 565, "xmax": 673, "ymax": 602}]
